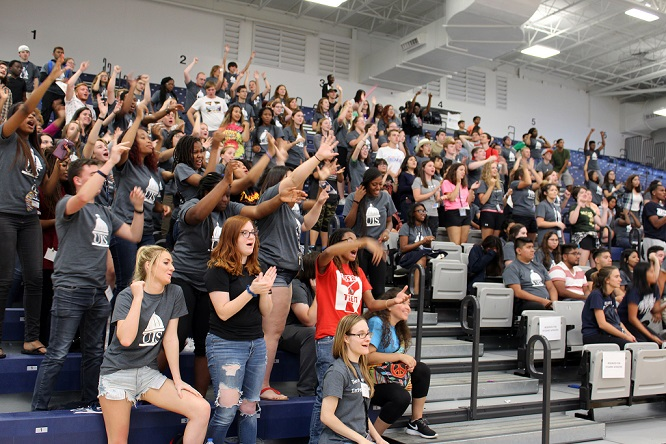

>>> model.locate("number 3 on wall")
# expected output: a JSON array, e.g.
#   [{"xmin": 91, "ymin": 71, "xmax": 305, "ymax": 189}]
[{"xmin": 180, "ymin": 55, "xmax": 187, "ymax": 65}]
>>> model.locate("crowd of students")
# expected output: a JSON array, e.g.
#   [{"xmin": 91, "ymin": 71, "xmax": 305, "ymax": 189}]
[{"xmin": 2, "ymin": 40, "xmax": 666, "ymax": 443}]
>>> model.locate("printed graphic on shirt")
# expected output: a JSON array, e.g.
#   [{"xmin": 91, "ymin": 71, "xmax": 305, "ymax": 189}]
[
  {"xmin": 211, "ymin": 222, "xmax": 221, "ymax": 251},
  {"xmin": 657, "ymin": 208, "xmax": 666, "ymax": 217},
  {"xmin": 334, "ymin": 270, "xmax": 362, "ymax": 313},
  {"xmin": 529, "ymin": 269, "xmax": 544, "ymax": 287},
  {"xmin": 527, "ymin": 189, "xmax": 535, "ymax": 201},
  {"xmin": 205, "ymin": 100, "xmax": 223, "ymax": 113},
  {"xmin": 92, "ymin": 214, "xmax": 110, "ymax": 247},
  {"xmin": 259, "ymin": 129, "xmax": 269, "ymax": 146},
  {"xmin": 139, "ymin": 312, "xmax": 165, "ymax": 347},
  {"xmin": 21, "ymin": 149, "xmax": 44, "ymax": 178},
  {"xmin": 366, "ymin": 204, "xmax": 380, "ymax": 227},
  {"xmin": 145, "ymin": 177, "xmax": 160, "ymax": 204}
]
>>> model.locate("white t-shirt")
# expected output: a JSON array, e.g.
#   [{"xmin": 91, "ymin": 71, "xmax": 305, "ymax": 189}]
[
  {"xmin": 376, "ymin": 146, "xmax": 405, "ymax": 175},
  {"xmin": 65, "ymin": 97, "xmax": 96, "ymax": 124},
  {"xmin": 191, "ymin": 96, "xmax": 228, "ymax": 131}
]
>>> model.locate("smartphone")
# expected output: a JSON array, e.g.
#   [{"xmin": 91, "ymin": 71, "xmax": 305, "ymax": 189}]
[{"xmin": 319, "ymin": 180, "xmax": 337, "ymax": 195}]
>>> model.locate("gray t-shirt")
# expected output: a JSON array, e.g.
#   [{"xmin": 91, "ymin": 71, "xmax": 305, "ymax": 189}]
[
  {"xmin": 467, "ymin": 160, "xmax": 482, "ymax": 184},
  {"xmin": 52, "ymin": 196, "xmax": 125, "ymax": 289},
  {"xmin": 171, "ymin": 198, "xmax": 244, "ymax": 291},
  {"xmin": 257, "ymin": 184, "xmax": 304, "ymax": 271},
  {"xmin": 535, "ymin": 200, "xmax": 562, "ymax": 244},
  {"xmin": 535, "ymin": 160, "xmax": 552, "ymax": 174},
  {"xmin": 233, "ymin": 101, "xmax": 256, "ymax": 123},
  {"xmin": 585, "ymin": 149, "xmax": 600, "ymax": 171},
  {"xmin": 100, "ymin": 284, "xmax": 187, "ymax": 376},
  {"xmin": 503, "ymin": 241, "xmax": 516, "ymax": 263},
  {"xmin": 252, "ymin": 124, "xmax": 284, "ymax": 157},
  {"xmin": 334, "ymin": 119, "xmax": 350, "ymax": 149},
  {"xmin": 320, "ymin": 359, "xmax": 370, "ymax": 444},
  {"xmin": 510, "ymin": 180, "xmax": 536, "ymax": 217},
  {"xmin": 587, "ymin": 180, "xmax": 603, "ymax": 206},
  {"xmin": 502, "ymin": 259, "xmax": 552, "ymax": 300},
  {"xmin": 343, "ymin": 190, "xmax": 397, "ymax": 239},
  {"xmin": 175, "ymin": 163, "xmax": 203, "ymax": 204},
  {"xmin": 476, "ymin": 181, "xmax": 504, "ymax": 212},
  {"xmin": 0, "ymin": 125, "xmax": 46, "ymax": 215},
  {"xmin": 184, "ymin": 80, "xmax": 205, "ymax": 111},
  {"xmin": 348, "ymin": 159, "xmax": 368, "ymax": 192},
  {"xmin": 283, "ymin": 126, "xmax": 308, "ymax": 167},
  {"xmin": 112, "ymin": 160, "xmax": 163, "ymax": 236},
  {"xmin": 398, "ymin": 223, "xmax": 432, "ymax": 247},
  {"xmin": 412, "ymin": 176, "xmax": 441, "ymax": 217},
  {"xmin": 501, "ymin": 146, "xmax": 517, "ymax": 171}
]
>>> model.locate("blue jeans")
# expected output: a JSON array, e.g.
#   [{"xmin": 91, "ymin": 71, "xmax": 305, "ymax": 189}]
[
  {"xmin": 0, "ymin": 213, "xmax": 43, "ymax": 343},
  {"xmin": 206, "ymin": 334, "xmax": 266, "ymax": 444},
  {"xmin": 31, "ymin": 287, "xmax": 110, "ymax": 410},
  {"xmin": 309, "ymin": 335, "xmax": 335, "ymax": 444},
  {"xmin": 109, "ymin": 232, "xmax": 155, "ymax": 297}
]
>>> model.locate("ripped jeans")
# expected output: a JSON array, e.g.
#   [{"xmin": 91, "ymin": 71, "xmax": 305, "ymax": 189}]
[{"xmin": 206, "ymin": 333, "xmax": 267, "ymax": 444}]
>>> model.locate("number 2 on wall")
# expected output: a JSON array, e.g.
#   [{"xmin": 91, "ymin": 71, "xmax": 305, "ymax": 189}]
[{"xmin": 180, "ymin": 55, "xmax": 187, "ymax": 65}]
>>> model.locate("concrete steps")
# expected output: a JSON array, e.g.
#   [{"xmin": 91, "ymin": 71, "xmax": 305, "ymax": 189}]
[
  {"xmin": 383, "ymin": 413, "xmax": 605, "ymax": 444},
  {"xmin": 427, "ymin": 372, "xmax": 539, "ymax": 402}
]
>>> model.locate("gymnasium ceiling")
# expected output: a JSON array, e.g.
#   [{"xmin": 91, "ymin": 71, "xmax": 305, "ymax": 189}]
[{"xmin": 159, "ymin": 0, "xmax": 666, "ymax": 100}]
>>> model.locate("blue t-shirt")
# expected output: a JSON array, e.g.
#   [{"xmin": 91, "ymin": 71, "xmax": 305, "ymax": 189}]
[
  {"xmin": 617, "ymin": 285, "xmax": 659, "ymax": 326},
  {"xmin": 581, "ymin": 289, "xmax": 622, "ymax": 337},
  {"xmin": 367, "ymin": 316, "xmax": 403, "ymax": 353}
]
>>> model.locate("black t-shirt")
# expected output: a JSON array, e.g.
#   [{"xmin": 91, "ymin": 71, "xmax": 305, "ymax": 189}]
[
  {"xmin": 6, "ymin": 76, "xmax": 26, "ymax": 103},
  {"xmin": 205, "ymin": 266, "xmax": 263, "ymax": 340}
]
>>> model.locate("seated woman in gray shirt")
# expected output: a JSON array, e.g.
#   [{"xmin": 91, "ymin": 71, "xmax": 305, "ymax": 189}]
[
  {"xmin": 320, "ymin": 314, "xmax": 387, "ymax": 444},
  {"xmin": 98, "ymin": 246, "xmax": 210, "ymax": 444}
]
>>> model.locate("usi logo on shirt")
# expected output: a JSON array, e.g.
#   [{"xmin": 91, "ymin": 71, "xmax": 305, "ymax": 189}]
[{"xmin": 139, "ymin": 313, "xmax": 165, "ymax": 347}]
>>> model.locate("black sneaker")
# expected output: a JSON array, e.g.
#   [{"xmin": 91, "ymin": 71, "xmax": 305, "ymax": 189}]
[{"xmin": 406, "ymin": 418, "xmax": 438, "ymax": 439}]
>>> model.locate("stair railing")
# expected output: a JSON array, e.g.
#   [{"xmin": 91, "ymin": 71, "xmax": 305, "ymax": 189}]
[
  {"xmin": 409, "ymin": 264, "xmax": 426, "ymax": 362},
  {"xmin": 526, "ymin": 335, "xmax": 552, "ymax": 444},
  {"xmin": 460, "ymin": 295, "xmax": 481, "ymax": 420}
]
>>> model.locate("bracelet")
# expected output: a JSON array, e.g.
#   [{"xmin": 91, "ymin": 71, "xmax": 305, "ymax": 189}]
[
  {"xmin": 96, "ymin": 170, "xmax": 108, "ymax": 179},
  {"xmin": 353, "ymin": 200, "xmax": 360, "ymax": 205},
  {"xmin": 246, "ymin": 284, "xmax": 259, "ymax": 298},
  {"xmin": 314, "ymin": 155, "xmax": 322, "ymax": 163},
  {"xmin": 133, "ymin": 209, "xmax": 144, "ymax": 214}
]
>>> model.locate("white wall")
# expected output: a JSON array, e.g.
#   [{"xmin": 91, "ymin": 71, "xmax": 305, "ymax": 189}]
[{"xmin": 0, "ymin": 0, "xmax": 623, "ymax": 157}]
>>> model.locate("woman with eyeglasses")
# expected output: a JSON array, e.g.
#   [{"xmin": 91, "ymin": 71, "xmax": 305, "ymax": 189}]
[
  {"xmin": 309, "ymin": 228, "xmax": 409, "ymax": 444},
  {"xmin": 205, "ymin": 215, "xmax": 277, "ymax": 443},
  {"xmin": 320, "ymin": 314, "xmax": 387, "ymax": 444},
  {"xmin": 398, "ymin": 203, "xmax": 435, "ymax": 291}
]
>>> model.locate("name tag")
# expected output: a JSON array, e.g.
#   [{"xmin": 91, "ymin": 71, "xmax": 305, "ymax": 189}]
[
  {"xmin": 44, "ymin": 248, "xmax": 57, "ymax": 262},
  {"xmin": 361, "ymin": 382, "xmax": 370, "ymax": 399},
  {"xmin": 459, "ymin": 208, "xmax": 467, "ymax": 216}
]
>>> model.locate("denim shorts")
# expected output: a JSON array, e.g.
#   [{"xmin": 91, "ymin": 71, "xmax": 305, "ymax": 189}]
[{"xmin": 98, "ymin": 366, "xmax": 166, "ymax": 406}]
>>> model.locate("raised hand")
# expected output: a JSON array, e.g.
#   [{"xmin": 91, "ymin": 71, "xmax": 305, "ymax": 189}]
[
  {"xmin": 279, "ymin": 186, "xmax": 307, "ymax": 204},
  {"xmin": 192, "ymin": 57, "xmax": 199, "ymax": 64},
  {"xmin": 315, "ymin": 134, "xmax": 339, "ymax": 161},
  {"xmin": 79, "ymin": 60, "xmax": 90, "ymax": 72},
  {"xmin": 355, "ymin": 184, "xmax": 367, "ymax": 202},
  {"xmin": 109, "ymin": 141, "xmax": 131, "ymax": 165},
  {"xmin": 224, "ymin": 44, "xmax": 230, "ymax": 53},
  {"xmin": 394, "ymin": 285, "xmax": 410, "ymax": 304},
  {"xmin": 130, "ymin": 280, "xmax": 145, "ymax": 295},
  {"xmin": 317, "ymin": 188, "xmax": 329, "ymax": 204},
  {"xmin": 113, "ymin": 65, "xmax": 122, "ymax": 74},
  {"xmin": 129, "ymin": 186, "xmax": 146, "ymax": 210},
  {"xmin": 363, "ymin": 237, "xmax": 384, "ymax": 266}
]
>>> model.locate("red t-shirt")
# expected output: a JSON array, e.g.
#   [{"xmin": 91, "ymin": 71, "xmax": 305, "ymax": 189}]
[{"xmin": 315, "ymin": 260, "xmax": 372, "ymax": 340}]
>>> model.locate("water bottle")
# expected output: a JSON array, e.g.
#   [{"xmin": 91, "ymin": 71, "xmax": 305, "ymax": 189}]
[{"xmin": 206, "ymin": 439, "xmax": 214, "ymax": 444}]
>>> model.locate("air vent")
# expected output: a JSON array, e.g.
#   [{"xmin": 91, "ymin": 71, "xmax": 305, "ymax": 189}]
[{"xmin": 401, "ymin": 33, "xmax": 427, "ymax": 52}]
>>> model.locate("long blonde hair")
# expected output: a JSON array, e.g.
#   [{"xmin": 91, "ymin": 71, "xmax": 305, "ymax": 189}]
[
  {"xmin": 332, "ymin": 314, "xmax": 374, "ymax": 397},
  {"xmin": 133, "ymin": 246, "xmax": 170, "ymax": 283},
  {"xmin": 481, "ymin": 161, "xmax": 502, "ymax": 190}
]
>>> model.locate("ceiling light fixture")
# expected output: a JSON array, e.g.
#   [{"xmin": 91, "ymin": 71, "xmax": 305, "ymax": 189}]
[
  {"xmin": 654, "ymin": 108, "xmax": 666, "ymax": 116},
  {"xmin": 305, "ymin": 0, "xmax": 347, "ymax": 6},
  {"xmin": 625, "ymin": 8, "xmax": 659, "ymax": 22},
  {"xmin": 521, "ymin": 44, "xmax": 560, "ymax": 59}
]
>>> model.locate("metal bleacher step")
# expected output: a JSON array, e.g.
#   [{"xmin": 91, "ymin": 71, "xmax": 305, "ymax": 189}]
[
  {"xmin": 426, "ymin": 372, "xmax": 539, "ymax": 402},
  {"xmin": 383, "ymin": 413, "xmax": 605, "ymax": 444},
  {"xmin": 407, "ymin": 311, "xmax": 438, "ymax": 326},
  {"xmin": 406, "ymin": 337, "xmax": 484, "ymax": 360}
]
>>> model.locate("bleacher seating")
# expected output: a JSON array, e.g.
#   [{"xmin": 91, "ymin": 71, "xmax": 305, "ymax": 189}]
[
  {"xmin": 431, "ymin": 259, "xmax": 467, "ymax": 300},
  {"xmin": 551, "ymin": 301, "xmax": 584, "ymax": 352},
  {"xmin": 472, "ymin": 282, "xmax": 514, "ymax": 328}
]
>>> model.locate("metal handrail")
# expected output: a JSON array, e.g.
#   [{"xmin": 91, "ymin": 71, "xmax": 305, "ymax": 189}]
[
  {"xmin": 526, "ymin": 335, "xmax": 552, "ymax": 444},
  {"xmin": 409, "ymin": 264, "xmax": 426, "ymax": 362},
  {"xmin": 598, "ymin": 225, "xmax": 612, "ymax": 250},
  {"xmin": 460, "ymin": 295, "xmax": 481, "ymax": 420}
]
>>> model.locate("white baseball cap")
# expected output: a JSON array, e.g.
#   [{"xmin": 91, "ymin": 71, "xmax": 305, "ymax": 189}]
[{"xmin": 18, "ymin": 45, "xmax": 30, "ymax": 52}]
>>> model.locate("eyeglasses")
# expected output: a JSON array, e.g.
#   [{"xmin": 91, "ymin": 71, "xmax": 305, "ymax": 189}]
[
  {"xmin": 565, "ymin": 251, "xmax": 581, "ymax": 256},
  {"xmin": 347, "ymin": 331, "xmax": 372, "ymax": 339},
  {"xmin": 415, "ymin": 209, "xmax": 427, "ymax": 213},
  {"xmin": 240, "ymin": 230, "xmax": 258, "ymax": 238}
]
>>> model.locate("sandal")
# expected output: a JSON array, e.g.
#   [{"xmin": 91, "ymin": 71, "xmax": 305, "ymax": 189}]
[
  {"xmin": 22, "ymin": 346, "xmax": 47, "ymax": 355},
  {"xmin": 260, "ymin": 387, "xmax": 288, "ymax": 401}
]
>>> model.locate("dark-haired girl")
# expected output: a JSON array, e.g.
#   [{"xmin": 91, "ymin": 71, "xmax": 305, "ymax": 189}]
[
  {"xmin": 365, "ymin": 292, "xmax": 435, "ymax": 438},
  {"xmin": 150, "ymin": 76, "xmax": 176, "ymax": 111},
  {"xmin": 618, "ymin": 258, "xmax": 664, "ymax": 345},
  {"xmin": 218, "ymin": 103, "xmax": 251, "ymax": 159},
  {"xmin": 258, "ymin": 138, "xmax": 338, "ymax": 400},
  {"xmin": 397, "ymin": 155, "xmax": 418, "ymax": 222},
  {"xmin": 411, "ymin": 160, "xmax": 441, "ymax": 237},
  {"xmin": 581, "ymin": 266, "xmax": 635, "ymax": 347},
  {"xmin": 398, "ymin": 203, "xmax": 435, "ymax": 290},
  {"xmin": 284, "ymin": 108, "xmax": 309, "ymax": 169},
  {"xmin": 110, "ymin": 105, "xmax": 171, "ymax": 295},
  {"xmin": 468, "ymin": 235, "xmax": 504, "ymax": 292},
  {"xmin": 344, "ymin": 167, "xmax": 397, "ymax": 298},
  {"xmin": 0, "ymin": 61, "xmax": 64, "ymax": 357},
  {"xmin": 535, "ymin": 230, "xmax": 562, "ymax": 270},
  {"xmin": 309, "ymin": 228, "xmax": 408, "ymax": 443},
  {"xmin": 251, "ymin": 107, "xmax": 284, "ymax": 161}
]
